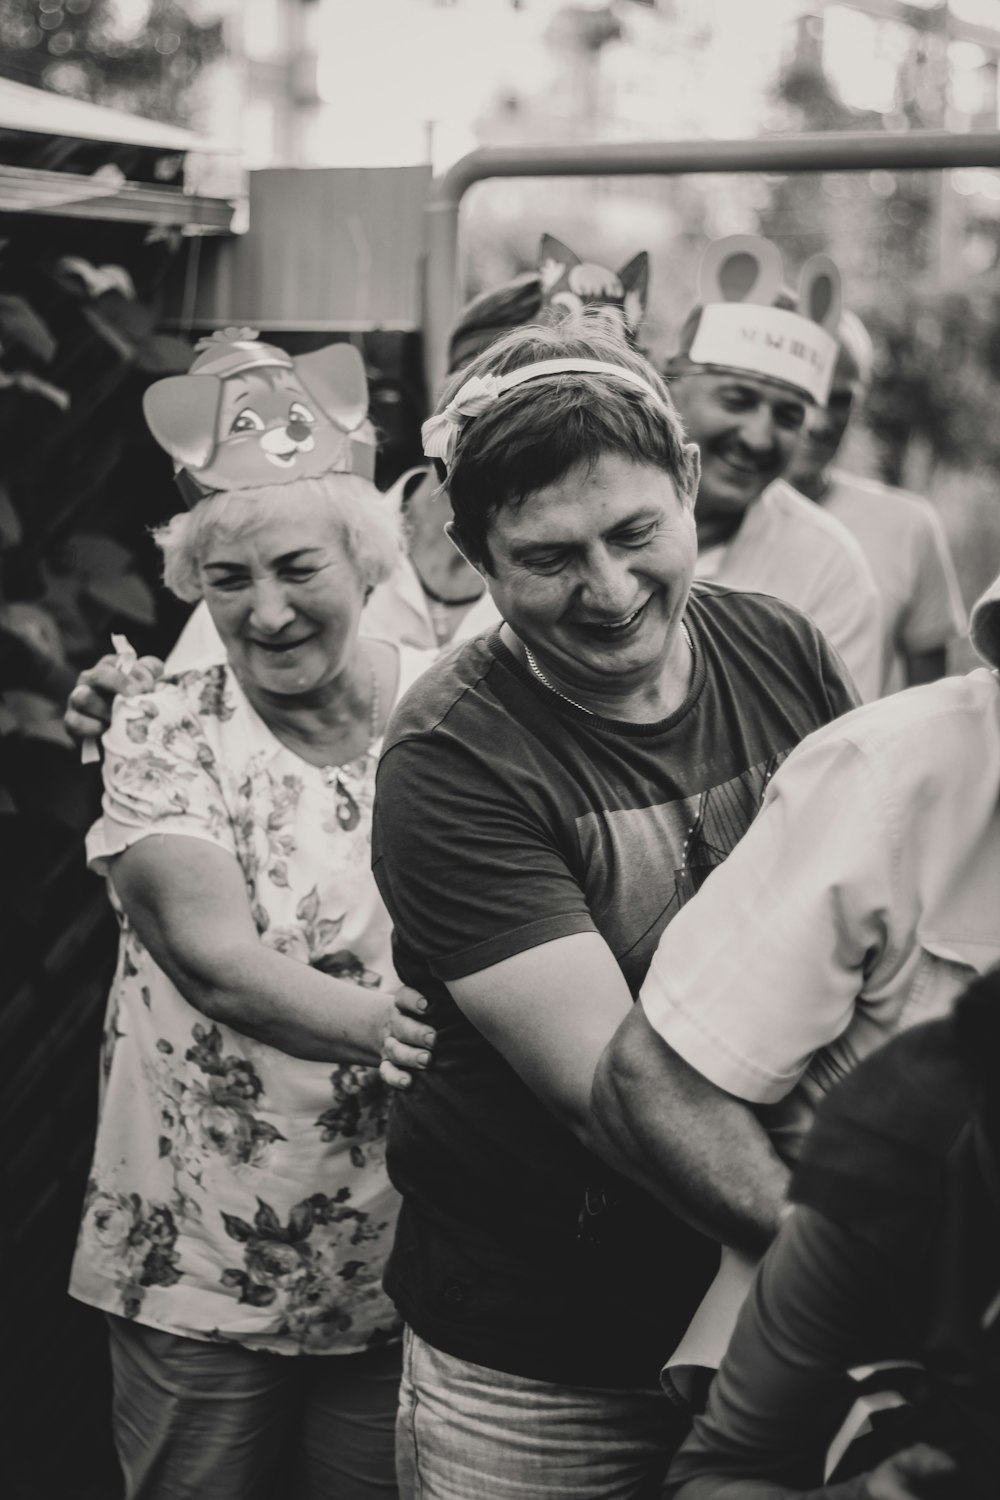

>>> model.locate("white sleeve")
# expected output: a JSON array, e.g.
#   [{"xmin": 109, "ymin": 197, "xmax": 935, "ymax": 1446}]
[
  {"xmin": 640, "ymin": 730, "xmax": 896, "ymax": 1104},
  {"xmin": 900, "ymin": 502, "xmax": 967, "ymax": 653},
  {"xmin": 86, "ymin": 681, "xmax": 236, "ymax": 875}
]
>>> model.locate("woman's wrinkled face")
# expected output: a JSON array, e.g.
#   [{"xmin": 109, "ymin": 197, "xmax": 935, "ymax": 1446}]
[{"xmin": 198, "ymin": 488, "xmax": 367, "ymax": 699}]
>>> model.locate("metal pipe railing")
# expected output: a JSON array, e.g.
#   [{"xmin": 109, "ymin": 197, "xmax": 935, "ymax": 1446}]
[{"xmin": 423, "ymin": 128, "xmax": 1000, "ymax": 394}]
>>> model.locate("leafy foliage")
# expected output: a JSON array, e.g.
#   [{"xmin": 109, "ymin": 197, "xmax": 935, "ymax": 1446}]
[{"xmin": 0, "ymin": 0, "xmax": 223, "ymax": 126}]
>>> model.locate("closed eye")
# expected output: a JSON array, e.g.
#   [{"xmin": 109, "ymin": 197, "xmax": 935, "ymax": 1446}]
[
  {"xmin": 230, "ymin": 408, "xmax": 265, "ymax": 434},
  {"xmin": 613, "ymin": 522, "xmax": 658, "ymax": 547},
  {"xmin": 775, "ymin": 406, "xmax": 806, "ymax": 432},
  {"xmin": 205, "ymin": 574, "xmax": 248, "ymax": 592},
  {"xmin": 524, "ymin": 553, "xmax": 569, "ymax": 575}
]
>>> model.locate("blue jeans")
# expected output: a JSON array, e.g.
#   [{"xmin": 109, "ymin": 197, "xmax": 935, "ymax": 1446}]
[
  {"xmin": 106, "ymin": 1313, "xmax": 400, "ymax": 1499},
  {"xmin": 396, "ymin": 1328, "xmax": 684, "ymax": 1499}
]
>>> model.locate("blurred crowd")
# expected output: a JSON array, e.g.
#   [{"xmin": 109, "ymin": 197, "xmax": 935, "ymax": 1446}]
[{"xmin": 61, "ymin": 224, "xmax": 999, "ymax": 1500}]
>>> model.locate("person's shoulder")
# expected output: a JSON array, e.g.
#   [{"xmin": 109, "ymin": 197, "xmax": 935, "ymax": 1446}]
[
  {"xmin": 111, "ymin": 661, "xmax": 238, "ymax": 738},
  {"xmin": 829, "ymin": 469, "xmax": 944, "ymax": 535},
  {"xmin": 690, "ymin": 577, "xmax": 828, "ymax": 651},
  {"xmin": 812, "ymin": 668, "xmax": 997, "ymax": 759},
  {"xmin": 382, "ymin": 632, "xmax": 504, "ymax": 751},
  {"xmin": 766, "ymin": 479, "xmax": 874, "ymax": 565}
]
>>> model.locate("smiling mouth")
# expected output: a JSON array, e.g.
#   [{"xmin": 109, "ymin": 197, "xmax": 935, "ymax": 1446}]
[
  {"xmin": 574, "ymin": 599, "xmax": 649, "ymax": 638},
  {"xmin": 251, "ymin": 637, "xmax": 313, "ymax": 654},
  {"xmin": 718, "ymin": 454, "xmax": 771, "ymax": 479}
]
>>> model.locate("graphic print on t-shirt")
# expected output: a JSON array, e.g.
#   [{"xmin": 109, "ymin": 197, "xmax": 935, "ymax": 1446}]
[{"xmin": 575, "ymin": 754, "xmax": 786, "ymax": 965}]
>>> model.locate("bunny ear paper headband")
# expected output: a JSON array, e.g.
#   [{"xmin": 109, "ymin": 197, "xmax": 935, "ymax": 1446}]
[
  {"xmin": 675, "ymin": 235, "xmax": 842, "ymax": 406},
  {"xmin": 421, "ymin": 358, "xmax": 664, "ymax": 471}
]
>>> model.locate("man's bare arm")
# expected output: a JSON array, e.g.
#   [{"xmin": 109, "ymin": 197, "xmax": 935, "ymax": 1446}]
[
  {"xmin": 592, "ymin": 1002, "xmax": 789, "ymax": 1255},
  {"xmin": 445, "ymin": 933, "xmax": 788, "ymax": 1251}
]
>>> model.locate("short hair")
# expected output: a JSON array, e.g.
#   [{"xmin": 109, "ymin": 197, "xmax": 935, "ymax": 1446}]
[
  {"xmin": 154, "ymin": 474, "xmax": 402, "ymax": 603},
  {"xmin": 436, "ymin": 316, "xmax": 696, "ymax": 570},
  {"xmin": 447, "ymin": 273, "xmax": 543, "ymax": 374}
]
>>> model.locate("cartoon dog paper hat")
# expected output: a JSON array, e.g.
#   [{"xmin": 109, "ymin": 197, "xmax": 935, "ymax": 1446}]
[
  {"xmin": 143, "ymin": 328, "xmax": 376, "ymax": 504},
  {"xmin": 668, "ymin": 235, "xmax": 841, "ymax": 406},
  {"xmin": 537, "ymin": 234, "xmax": 649, "ymax": 341}
]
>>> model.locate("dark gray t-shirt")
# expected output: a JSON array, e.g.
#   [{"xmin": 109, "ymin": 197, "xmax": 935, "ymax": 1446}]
[{"xmin": 372, "ymin": 582, "xmax": 858, "ymax": 1387}]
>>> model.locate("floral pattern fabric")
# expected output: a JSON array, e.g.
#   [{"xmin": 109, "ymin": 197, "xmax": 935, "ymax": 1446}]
[{"xmin": 71, "ymin": 647, "xmax": 431, "ymax": 1355}]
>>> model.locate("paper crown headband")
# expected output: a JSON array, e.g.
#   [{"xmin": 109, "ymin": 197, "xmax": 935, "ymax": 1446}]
[
  {"xmin": 537, "ymin": 234, "xmax": 649, "ymax": 341},
  {"xmin": 673, "ymin": 235, "xmax": 841, "ymax": 406},
  {"xmin": 143, "ymin": 328, "xmax": 376, "ymax": 504}
]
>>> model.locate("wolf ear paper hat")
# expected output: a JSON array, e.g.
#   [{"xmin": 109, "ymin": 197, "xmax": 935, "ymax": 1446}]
[
  {"xmin": 672, "ymin": 235, "xmax": 841, "ymax": 405},
  {"xmin": 538, "ymin": 234, "xmax": 649, "ymax": 341},
  {"xmin": 142, "ymin": 328, "xmax": 376, "ymax": 504}
]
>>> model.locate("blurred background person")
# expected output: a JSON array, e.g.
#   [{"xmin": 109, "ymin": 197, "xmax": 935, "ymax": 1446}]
[
  {"xmin": 664, "ymin": 237, "xmax": 883, "ymax": 703},
  {"xmin": 785, "ymin": 310, "xmax": 967, "ymax": 695}
]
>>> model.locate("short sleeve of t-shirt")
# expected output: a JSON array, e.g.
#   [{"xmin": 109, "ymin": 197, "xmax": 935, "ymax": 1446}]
[
  {"xmin": 900, "ymin": 500, "xmax": 967, "ymax": 654},
  {"xmin": 373, "ymin": 724, "xmax": 596, "ymax": 983},
  {"xmin": 640, "ymin": 727, "xmax": 896, "ymax": 1105},
  {"xmin": 86, "ymin": 679, "xmax": 236, "ymax": 876}
]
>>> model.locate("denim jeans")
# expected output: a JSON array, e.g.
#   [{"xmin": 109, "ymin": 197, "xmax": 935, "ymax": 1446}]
[
  {"xmin": 395, "ymin": 1328, "xmax": 686, "ymax": 1499},
  {"xmin": 106, "ymin": 1313, "xmax": 401, "ymax": 1500}
]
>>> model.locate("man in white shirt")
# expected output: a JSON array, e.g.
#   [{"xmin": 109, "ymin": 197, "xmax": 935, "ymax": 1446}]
[
  {"xmin": 665, "ymin": 242, "xmax": 882, "ymax": 702},
  {"xmin": 785, "ymin": 310, "xmax": 966, "ymax": 694},
  {"xmin": 591, "ymin": 571, "xmax": 1000, "ymax": 1386}
]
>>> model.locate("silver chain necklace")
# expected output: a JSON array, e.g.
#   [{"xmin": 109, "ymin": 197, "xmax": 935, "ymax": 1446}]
[
  {"xmin": 320, "ymin": 655, "xmax": 381, "ymax": 827},
  {"xmin": 523, "ymin": 624, "xmax": 693, "ymax": 717}
]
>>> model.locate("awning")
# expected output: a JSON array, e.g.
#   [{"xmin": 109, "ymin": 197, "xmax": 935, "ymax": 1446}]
[{"xmin": 0, "ymin": 76, "xmax": 246, "ymax": 234}]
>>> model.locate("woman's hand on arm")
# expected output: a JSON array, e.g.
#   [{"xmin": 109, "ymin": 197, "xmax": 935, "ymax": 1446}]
[
  {"xmin": 109, "ymin": 832, "xmax": 415, "ymax": 1066},
  {"xmin": 379, "ymin": 987, "xmax": 437, "ymax": 1090}
]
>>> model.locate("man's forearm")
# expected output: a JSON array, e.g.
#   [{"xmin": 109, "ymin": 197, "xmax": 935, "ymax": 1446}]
[{"xmin": 591, "ymin": 1005, "xmax": 789, "ymax": 1254}]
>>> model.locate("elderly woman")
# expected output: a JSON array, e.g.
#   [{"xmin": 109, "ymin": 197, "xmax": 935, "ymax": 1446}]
[{"xmin": 70, "ymin": 470, "xmax": 433, "ymax": 1500}]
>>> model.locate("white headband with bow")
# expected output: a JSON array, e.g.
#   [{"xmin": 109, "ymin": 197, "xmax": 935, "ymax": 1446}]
[{"xmin": 421, "ymin": 357, "xmax": 664, "ymax": 470}]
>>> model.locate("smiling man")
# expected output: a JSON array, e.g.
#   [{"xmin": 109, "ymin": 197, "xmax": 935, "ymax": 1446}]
[
  {"xmin": 372, "ymin": 318, "xmax": 859, "ymax": 1499},
  {"xmin": 666, "ymin": 287, "xmax": 883, "ymax": 702}
]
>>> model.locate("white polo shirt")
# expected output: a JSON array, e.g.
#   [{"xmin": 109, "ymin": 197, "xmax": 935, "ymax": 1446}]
[
  {"xmin": 821, "ymin": 469, "xmax": 966, "ymax": 694},
  {"xmin": 697, "ymin": 481, "xmax": 883, "ymax": 702},
  {"xmin": 641, "ymin": 664, "xmax": 1000, "ymax": 1166}
]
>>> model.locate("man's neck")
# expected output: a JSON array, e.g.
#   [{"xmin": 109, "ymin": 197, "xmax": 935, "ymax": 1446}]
[
  {"xmin": 790, "ymin": 468, "xmax": 832, "ymax": 503},
  {"xmin": 508, "ymin": 622, "xmax": 695, "ymax": 725},
  {"xmin": 695, "ymin": 510, "xmax": 746, "ymax": 551}
]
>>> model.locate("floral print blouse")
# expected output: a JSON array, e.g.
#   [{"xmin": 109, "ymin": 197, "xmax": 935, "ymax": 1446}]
[{"xmin": 70, "ymin": 646, "xmax": 431, "ymax": 1356}]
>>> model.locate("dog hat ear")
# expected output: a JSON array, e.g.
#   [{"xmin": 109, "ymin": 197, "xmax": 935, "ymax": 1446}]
[
  {"xmin": 294, "ymin": 343, "xmax": 369, "ymax": 432},
  {"xmin": 617, "ymin": 251, "xmax": 649, "ymax": 334},
  {"xmin": 538, "ymin": 234, "xmax": 579, "ymax": 292},
  {"xmin": 143, "ymin": 375, "xmax": 223, "ymax": 472},
  {"xmin": 798, "ymin": 253, "xmax": 841, "ymax": 333},
  {"xmin": 699, "ymin": 234, "xmax": 784, "ymax": 306}
]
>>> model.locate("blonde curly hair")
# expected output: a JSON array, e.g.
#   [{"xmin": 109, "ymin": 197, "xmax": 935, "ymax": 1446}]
[{"xmin": 154, "ymin": 474, "xmax": 403, "ymax": 604}]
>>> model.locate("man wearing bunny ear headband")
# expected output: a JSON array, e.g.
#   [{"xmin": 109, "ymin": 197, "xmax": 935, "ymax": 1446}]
[{"xmin": 664, "ymin": 236, "xmax": 883, "ymax": 702}]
